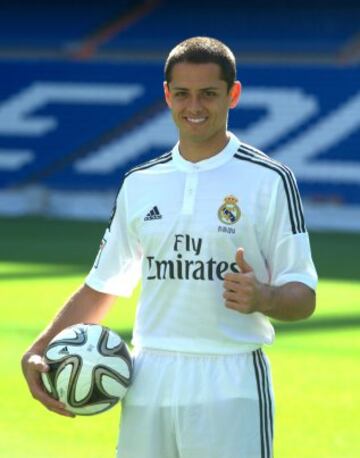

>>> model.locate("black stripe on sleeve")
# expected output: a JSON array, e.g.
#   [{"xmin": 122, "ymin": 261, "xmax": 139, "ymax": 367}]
[
  {"xmin": 282, "ymin": 163, "xmax": 306, "ymax": 234},
  {"xmin": 235, "ymin": 145, "xmax": 306, "ymax": 234},
  {"xmin": 124, "ymin": 152, "xmax": 172, "ymax": 178},
  {"xmin": 239, "ymin": 143, "xmax": 305, "ymax": 233},
  {"xmin": 108, "ymin": 151, "xmax": 172, "ymax": 230},
  {"xmin": 106, "ymin": 184, "xmax": 122, "ymax": 232}
]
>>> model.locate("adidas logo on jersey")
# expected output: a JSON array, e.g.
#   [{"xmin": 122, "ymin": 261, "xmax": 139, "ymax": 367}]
[{"xmin": 144, "ymin": 206, "xmax": 162, "ymax": 221}]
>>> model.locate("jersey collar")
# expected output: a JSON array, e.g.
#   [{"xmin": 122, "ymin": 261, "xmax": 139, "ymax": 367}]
[{"xmin": 172, "ymin": 131, "xmax": 240, "ymax": 172}]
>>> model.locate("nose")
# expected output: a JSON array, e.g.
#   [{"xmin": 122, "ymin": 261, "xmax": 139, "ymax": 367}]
[{"xmin": 187, "ymin": 94, "xmax": 203, "ymax": 113}]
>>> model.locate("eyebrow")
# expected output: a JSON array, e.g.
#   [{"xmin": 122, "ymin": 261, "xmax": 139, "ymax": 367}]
[{"xmin": 171, "ymin": 86, "xmax": 220, "ymax": 91}]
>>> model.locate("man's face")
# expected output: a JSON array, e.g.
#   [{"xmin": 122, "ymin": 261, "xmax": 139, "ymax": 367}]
[{"xmin": 164, "ymin": 62, "xmax": 241, "ymax": 146}]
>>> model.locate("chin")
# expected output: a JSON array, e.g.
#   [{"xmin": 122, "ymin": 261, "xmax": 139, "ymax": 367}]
[{"xmin": 185, "ymin": 133, "xmax": 210, "ymax": 144}]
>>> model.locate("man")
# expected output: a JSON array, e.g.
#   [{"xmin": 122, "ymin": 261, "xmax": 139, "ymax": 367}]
[{"xmin": 22, "ymin": 37, "xmax": 317, "ymax": 458}]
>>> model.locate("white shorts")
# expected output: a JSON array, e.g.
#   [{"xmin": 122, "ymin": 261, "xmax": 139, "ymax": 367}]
[{"xmin": 117, "ymin": 348, "xmax": 274, "ymax": 458}]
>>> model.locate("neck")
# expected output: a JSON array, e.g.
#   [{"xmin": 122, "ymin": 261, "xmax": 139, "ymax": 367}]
[{"xmin": 179, "ymin": 132, "xmax": 230, "ymax": 163}]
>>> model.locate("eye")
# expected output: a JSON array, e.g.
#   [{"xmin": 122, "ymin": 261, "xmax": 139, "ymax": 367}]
[
  {"xmin": 204, "ymin": 90, "xmax": 217, "ymax": 98},
  {"xmin": 174, "ymin": 91, "xmax": 187, "ymax": 98}
]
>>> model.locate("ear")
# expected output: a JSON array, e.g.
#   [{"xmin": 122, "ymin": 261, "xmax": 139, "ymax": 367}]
[
  {"xmin": 163, "ymin": 81, "xmax": 172, "ymax": 108},
  {"xmin": 229, "ymin": 81, "xmax": 242, "ymax": 109}
]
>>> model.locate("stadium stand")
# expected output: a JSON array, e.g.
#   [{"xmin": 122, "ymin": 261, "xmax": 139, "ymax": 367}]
[
  {"xmin": 0, "ymin": 0, "xmax": 359, "ymax": 230},
  {"xmin": 0, "ymin": 1, "xmax": 138, "ymax": 53},
  {"xmin": 101, "ymin": 1, "xmax": 360, "ymax": 57},
  {"xmin": 1, "ymin": 0, "xmax": 359, "ymax": 60}
]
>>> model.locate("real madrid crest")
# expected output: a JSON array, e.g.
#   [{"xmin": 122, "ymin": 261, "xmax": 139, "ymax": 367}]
[{"xmin": 218, "ymin": 195, "xmax": 241, "ymax": 225}]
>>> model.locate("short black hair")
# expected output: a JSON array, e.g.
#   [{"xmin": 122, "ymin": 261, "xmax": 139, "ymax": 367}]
[{"xmin": 164, "ymin": 37, "xmax": 236, "ymax": 91}]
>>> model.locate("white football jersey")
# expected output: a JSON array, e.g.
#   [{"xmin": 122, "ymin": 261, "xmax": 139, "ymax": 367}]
[{"xmin": 86, "ymin": 132, "xmax": 318, "ymax": 354}]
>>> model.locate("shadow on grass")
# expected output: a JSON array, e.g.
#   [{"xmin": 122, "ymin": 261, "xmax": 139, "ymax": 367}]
[
  {"xmin": 116, "ymin": 315, "xmax": 360, "ymax": 339},
  {"xmin": 5, "ymin": 316, "xmax": 360, "ymax": 348},
  {"xmin": 1, "ymin": 216, "xmax": 360, "ymax": 281},
  {"xmin": 310, "ymin": 231, "xmax": 360, "ymax": 281},
  {"xmin": 0, "ymin": 270, "xmax": 87, "ymax": 280},
  {"xmin": 0, "ymin": 216, "xmax": 104, "ymax": 270},
  {"xmin": 273, "ymin": 315, "xmax": 360, "ymax": 333}
]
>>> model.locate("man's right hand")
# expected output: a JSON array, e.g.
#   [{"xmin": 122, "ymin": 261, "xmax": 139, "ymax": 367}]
[
  {"xmin": 21, "ymin": 350, "xmax": 75, "ymax": 418},
  {"xmin": 20, "ymin": 285, "xmax": 116, "ymax": 418}
]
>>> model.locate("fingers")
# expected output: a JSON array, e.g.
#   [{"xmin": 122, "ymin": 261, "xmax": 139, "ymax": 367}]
[
  {"xmin": 224, "ymin": 272, "xmax": 253, "ymax": 283},
  {"xmin": 223, "ymin": 278, "xmax": 240, "ymax": 291},
  {"xmin": 25, "ymin": 353, "xmax": 49, "ymax": 373},
  {"xmin": 223, "ymin": 290, "xmax": 240, "ymax": 302},
  {"xmin": 223, "ymin": 276, "xmax": 255, "ymax": 314},
  {"xmin": 35, "ymin": 388, "xmax": 75, "ymax": 418},
  {"xmin": 224, "ymin": 299, "xmax": 242, "ymax": 311},
  {"xmin": 223, "ymin": 290, "xmax": 254, "ymax": 314},
  {"xmin": 21, "ymin": 352, "xmax": 75, "ymax": 418},
  {"xmin": 223, "ymin": 254, "xmax": 261, "ymax": 314},
  {"xmin": 223, "ymin": 277, "xmax": 252, "ymax": 293},
  {"xmin": 224, "ymin": 272, "xmax": 240, "ymax": 282}
]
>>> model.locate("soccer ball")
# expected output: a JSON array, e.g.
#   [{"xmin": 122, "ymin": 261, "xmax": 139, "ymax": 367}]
[{"xmin": 41, "ymin": 323, "xmax": 133, "ymax": 416}]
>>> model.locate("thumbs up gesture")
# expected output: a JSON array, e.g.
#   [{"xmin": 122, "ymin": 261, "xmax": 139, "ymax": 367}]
[
  {"xmin": 235, "ymin": 248, "xmax": 253, "ymax": 274},
  {"xmin": 223, "ymin": 248, "xmax": 266, "ymax": 314}
]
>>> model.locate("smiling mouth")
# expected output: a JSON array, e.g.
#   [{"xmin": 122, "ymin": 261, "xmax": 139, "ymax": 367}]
[{"xmin": 185, "ymin": 117, "xmax": 207, "ymax": 124}]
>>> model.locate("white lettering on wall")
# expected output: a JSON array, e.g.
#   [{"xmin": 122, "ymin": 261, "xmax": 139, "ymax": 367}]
[
  {"xmin": 75, "ymin": 110, "xmax": 177, "ymax": 173},
  {"xmin": 0, "ymin": 149, "xmax": 33, "ymax": 170},
  {"xmin": 0, "ymin": 82, "xmax": 143, "ymax": 170},
  {"xmin": 0, "ymin": 82, "xmax": 144, "ymax": 135},
  {"xmin": 233, "ymin": 87, "xmax": 318, "ymax": 149},
  {"xmin": 1, "ymin": 84, "xmax": 359, "ymax": 185},
  {"xmin": 271, "ymin": 91, "xmax": 360, "ymax": 183}
]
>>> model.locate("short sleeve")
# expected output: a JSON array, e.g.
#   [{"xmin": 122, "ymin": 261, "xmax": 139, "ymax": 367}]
[
  {"xmin": 262, "ymin": 173, "xmax": 318, "ymax": 291},
  {"xmin": 85, "ymin": 183, "xmax": 142, "ymax": 297}
]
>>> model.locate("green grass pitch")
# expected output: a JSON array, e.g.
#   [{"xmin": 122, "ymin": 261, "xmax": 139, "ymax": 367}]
[{"xmin": 0, "ymin": 216, "xmax": 359, "ymax": 457}]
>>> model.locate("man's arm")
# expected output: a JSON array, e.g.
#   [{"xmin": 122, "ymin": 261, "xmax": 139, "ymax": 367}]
[
  {"xmin": 223, "ymin": 249, "xmax": 316, "ymax": 321},
  {"xmin": 21, "ymin": 284, "xmax": 117, "ymax": 417}
]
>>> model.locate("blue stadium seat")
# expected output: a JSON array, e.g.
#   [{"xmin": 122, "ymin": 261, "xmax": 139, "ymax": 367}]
[
  {"xmin": 0, "ymin": 1, "xmax": 135, "ymax": 50},
  {"xmin": 102, "ymin": 2, "xmax": 360, "ymax": 55},
  {"xmin": 0, "ymin": 1, "xmax": 358, "ymax": 55}
]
